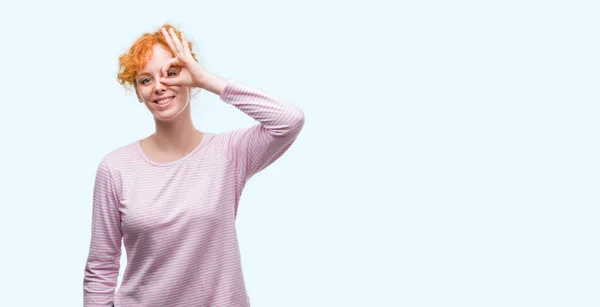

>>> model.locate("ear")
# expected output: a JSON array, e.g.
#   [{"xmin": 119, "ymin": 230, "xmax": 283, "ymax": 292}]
[{"xmin": 134, "ymin": 84, "xmax": 143, "ymax": 102}]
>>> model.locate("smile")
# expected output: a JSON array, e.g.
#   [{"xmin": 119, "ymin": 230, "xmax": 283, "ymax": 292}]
[{"xmin": 154, "ymin": 96, "xmax": 175, "ymax": 105}]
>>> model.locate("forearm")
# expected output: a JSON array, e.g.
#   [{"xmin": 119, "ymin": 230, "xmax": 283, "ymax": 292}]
[
  {"xmin": 198, "ymin": 73, "xmax": 228, "ymax": 96},
  {"xmin": 219, "ymin": 79, "xmax": 304, "ymax": 137}
]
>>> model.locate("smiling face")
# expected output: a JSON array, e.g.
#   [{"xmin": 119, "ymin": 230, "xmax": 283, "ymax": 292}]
[{"xmin": 134, "ymin": 44, "xmax": 191, "ymax": 121}]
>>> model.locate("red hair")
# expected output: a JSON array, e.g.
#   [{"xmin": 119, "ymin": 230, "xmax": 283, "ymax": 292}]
[{"xmin": 117, "ymin": 23, "xmax": 198, "ymax": 91}]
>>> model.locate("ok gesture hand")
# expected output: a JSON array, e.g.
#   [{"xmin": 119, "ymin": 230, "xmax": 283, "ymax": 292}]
[{"xmin": 159, "ymin": 27, "xmax": 210, "ymax": 89}]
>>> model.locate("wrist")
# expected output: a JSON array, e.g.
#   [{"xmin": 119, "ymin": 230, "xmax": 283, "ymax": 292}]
[{"xmin": 198, "ymin": 74, "xmax": 227, "ymax": 96}]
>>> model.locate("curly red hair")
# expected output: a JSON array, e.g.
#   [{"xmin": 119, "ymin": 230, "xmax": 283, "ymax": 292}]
[{"xmin": 117, "ymin": 23, "xmax": 198, "ymax": 91}]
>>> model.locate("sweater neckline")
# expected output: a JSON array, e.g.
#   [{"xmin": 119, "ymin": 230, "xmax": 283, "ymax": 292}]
[{"xmin": 137, "ymin": 132, "xmax": 212, "ymax": 166}]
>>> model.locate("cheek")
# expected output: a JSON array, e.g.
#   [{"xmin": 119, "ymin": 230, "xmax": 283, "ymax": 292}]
[
  {"xmin": 175, "ymin": 87, "xmax": 191, "ymax": 98},
  {"xmin": 139, "ymin": 89, "xmax": 152, "ymax": 99}
]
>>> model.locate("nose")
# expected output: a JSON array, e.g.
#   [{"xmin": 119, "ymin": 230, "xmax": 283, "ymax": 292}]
[{"xmin": 154, "ymin": 79, "xmax": 167, "ymax": 94}]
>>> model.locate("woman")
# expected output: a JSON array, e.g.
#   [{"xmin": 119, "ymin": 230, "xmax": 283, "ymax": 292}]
[{"xmin": 83, "ymin": 24, "xmax": 305, "ymax": 307}]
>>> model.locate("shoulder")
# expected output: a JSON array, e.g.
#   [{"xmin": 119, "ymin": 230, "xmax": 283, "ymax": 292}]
[
  {"xmin": 93, "ymin": 140, "xmax": 139, "ymax": 197},
  {"xmin": 207, "ymin": 129, "xmax": 247, "ymax": 146},
  {"xmin": 98, "ymin": 140, "xmax": 139, "ymax": 172}
]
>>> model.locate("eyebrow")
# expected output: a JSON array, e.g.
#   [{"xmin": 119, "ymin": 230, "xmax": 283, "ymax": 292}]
[{"xmin": 137, "ymin": 67, "xmax": 179, "ymax": 78}]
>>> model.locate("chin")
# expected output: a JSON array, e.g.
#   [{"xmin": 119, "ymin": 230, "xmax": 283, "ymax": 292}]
[{"xmin": 153, "ymin": 97, "xmax": 188, "ymax": 120}]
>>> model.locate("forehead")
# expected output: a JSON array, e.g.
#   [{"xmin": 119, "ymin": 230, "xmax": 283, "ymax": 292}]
[{"xmin": 138, "ymin": 44, "xmax": 173, "ymax": 75}]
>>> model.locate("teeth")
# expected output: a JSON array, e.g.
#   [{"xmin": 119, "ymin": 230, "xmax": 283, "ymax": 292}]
[{"xmin": 156, "ymin": 97, "xmax": 174, "ymax": 105}]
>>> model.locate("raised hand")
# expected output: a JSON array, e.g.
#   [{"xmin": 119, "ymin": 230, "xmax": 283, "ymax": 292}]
[{"xmin": 159, "ymin": 27, "xmax": 210, "ymax": 89}]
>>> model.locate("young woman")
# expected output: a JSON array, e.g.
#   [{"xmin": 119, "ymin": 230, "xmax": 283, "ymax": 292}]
[{"xmin": 83, "ymin": 24, "xmax": 305, "ymax": 307}]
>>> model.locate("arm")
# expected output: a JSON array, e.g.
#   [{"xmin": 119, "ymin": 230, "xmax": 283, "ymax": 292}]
[
  {"xmin": 83, "ymin": 159, "xmax": 123, "ymax": 307},
  {"xmin": 216, "ymin": 76, "xmax": 305, "ymax": 180},
  {"xmin": 156, "ymin": 30, "xmax": 304, "ymax": 177}
]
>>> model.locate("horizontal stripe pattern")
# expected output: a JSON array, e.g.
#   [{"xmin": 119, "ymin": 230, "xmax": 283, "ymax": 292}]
[{"xmin": 83, "ymin": 79, "xmax": 305, "ymax": 306}]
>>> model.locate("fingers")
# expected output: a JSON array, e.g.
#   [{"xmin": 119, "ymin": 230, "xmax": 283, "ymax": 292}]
[
  {"xmin": 161, "ymin": 27, "xmax": 184, "ymax": 55},
  {"xmin": 161, "ymin": 27, "xmax": 177, "ymax": 54},
  {"xmin": 169, "ymin": 28, "xmax": 184, "ymax": 52},
  {"xmin": 162, "ymin": 57, "xmax": 180, "ymax": 78},
  {"xmin": 181, "ymin": 33, "xmax": 192, "ymax": 56},
  {"xmin": 161, "ymin": 27, "xmax": 195, "ymax": 69},
  {"xmin": 159, "ymin": 76, "xmax": 177, "ymax": 86}
]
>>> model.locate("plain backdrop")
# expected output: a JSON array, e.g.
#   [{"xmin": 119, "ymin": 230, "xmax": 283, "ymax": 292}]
[{"xmin": 0, "ymin": 0, "xmax": 598, "ymax": 306}]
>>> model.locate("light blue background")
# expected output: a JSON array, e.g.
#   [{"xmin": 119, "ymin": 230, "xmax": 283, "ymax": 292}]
[{"xmin": 0, "ymin": 0, "xmax": 598, "ymax": 306}]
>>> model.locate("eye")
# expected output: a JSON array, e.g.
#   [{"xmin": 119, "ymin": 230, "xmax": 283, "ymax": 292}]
[
  {"xmin": 167, "ymin": 71, "xmax": 177, "ymax": 77},
  {"xmin": 139, "ymin": 77, "xmax": 151, "ymax": 85}
]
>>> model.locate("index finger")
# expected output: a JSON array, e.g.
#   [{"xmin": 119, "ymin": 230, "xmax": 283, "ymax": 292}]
[{"xmin": 161, "ymin": 57, "xmax": 181, "ymax": 77}]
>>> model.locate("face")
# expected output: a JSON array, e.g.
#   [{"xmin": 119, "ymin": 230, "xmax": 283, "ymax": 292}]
[{"xmin": 134, "ymin": 44, "xmax": 191, "ymax": 121}]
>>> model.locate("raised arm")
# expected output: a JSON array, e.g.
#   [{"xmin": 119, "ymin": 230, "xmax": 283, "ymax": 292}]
[
  {"xmin": 218, "ymin": 77, "xmax": 305, "ymax": 180},
  {"xmin": 156, "ymin": 28, "xmax": 305, "ymax": 179}
]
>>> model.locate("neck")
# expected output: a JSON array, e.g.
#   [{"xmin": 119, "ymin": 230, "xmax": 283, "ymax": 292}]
[{"xmin": 151, "ymin": 109, "xmax": 203, "ymax": 153}]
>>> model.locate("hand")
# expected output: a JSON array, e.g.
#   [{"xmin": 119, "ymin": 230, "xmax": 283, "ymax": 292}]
[{"xmin": 159, "ymin": 27, "xmax": 210, "ymax": 89}]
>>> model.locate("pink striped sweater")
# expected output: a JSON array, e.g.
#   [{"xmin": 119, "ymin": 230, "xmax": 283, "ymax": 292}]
[{"xmin": 83, "ymin": 79, "xmax": 305, "ymax": 307}]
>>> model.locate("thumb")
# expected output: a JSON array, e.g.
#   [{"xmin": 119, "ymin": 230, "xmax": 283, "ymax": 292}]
[{"xmin": 159, "ymin": 76, "xmax": 180, "ymax": 86}]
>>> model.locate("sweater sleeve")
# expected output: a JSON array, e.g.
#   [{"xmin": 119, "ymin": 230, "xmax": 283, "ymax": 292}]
[
  {"xmin": 220, "ymin": 79, "xmax": 305, "ymax": 180},
  {"xmin": 83, "ymin": 158, "xmax": 123, "ymax": 307}
]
